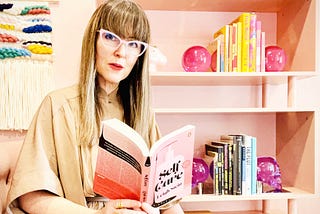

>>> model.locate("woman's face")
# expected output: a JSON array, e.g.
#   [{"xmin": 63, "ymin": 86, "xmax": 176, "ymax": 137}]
[{"xmin": 95, "ymin": 30, "xmax": 141, "ymax": 90}]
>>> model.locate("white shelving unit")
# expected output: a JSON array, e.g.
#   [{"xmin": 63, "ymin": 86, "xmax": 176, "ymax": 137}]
[{"xmin": 137, "ymin": 0, "xmax": 319, "ymax": 213}]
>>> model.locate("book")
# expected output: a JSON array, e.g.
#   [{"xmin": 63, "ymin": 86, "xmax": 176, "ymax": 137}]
[
  {"xmin": 249, "ymin": 13, "xmax": 257, "ymax": 72},
  {"xmin": 205, "ymin": 144, "xmax": 224, "ymax": 195},
  {"xmin": 230, "ymin": 13, "xmax": 251, "ymax": 72},
  {"xmin": 251, "ymin": 136, "xmax": 257, "ymax": 195},
  {"xmin": 255, "ymin": 20, "xmax": 262, "ymax": 72},
  {"xmin": 211, "ymin": 141, "xmax": 231, "ymax": 195},
  {"xmin": 213, "ymin": 24, "xmax": 230, "ymax": 72},
  {"xmin": 260, "ymin": 31, "xmax": 266, "ymax": 72},
  {"xmin": 93, "ymin": 118, "xmax": 195, "ymax": 208},
  {"xmin": 207, "ymin": 36, "xmax": 221, "ymax": 72}
]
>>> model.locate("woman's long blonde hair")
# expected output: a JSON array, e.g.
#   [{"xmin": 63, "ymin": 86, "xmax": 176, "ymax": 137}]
[{"xmin": 79, "ymin": 0, "xmax": 152, "ymax": 146}]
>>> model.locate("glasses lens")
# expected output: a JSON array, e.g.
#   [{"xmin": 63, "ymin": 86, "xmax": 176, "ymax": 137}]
[
  {"xmin": 126, "ymin": 41, "xmax": 146, "ymax": 56},
  {"xmin": 101, "ymin": 31, "xmax": 120, "ymax": 48}
]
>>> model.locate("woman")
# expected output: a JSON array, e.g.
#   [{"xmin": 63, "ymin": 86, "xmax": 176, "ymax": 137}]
[{"xmin": 7, "ymin": 0, "xmax": 184, "ymax": 213}]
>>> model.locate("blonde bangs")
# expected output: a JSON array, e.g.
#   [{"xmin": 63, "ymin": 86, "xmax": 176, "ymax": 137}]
[{"xmin": 99, "ymin": 0, "xmax": 150, "ymax": 43}]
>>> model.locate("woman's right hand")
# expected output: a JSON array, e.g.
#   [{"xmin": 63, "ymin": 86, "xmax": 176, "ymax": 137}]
[{"xmin": 98, "ymin": 199, "xmax": 148, "ymax": 214}]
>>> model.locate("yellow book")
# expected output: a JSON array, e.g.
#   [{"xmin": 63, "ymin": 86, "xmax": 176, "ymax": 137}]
[
  {"xmin": 213, "ymin": 25, "xmax": 230, "ymax": 72},
  {"xmin": 230, "ymin": 13, "xmax": 251, "ymax": 72},
  {"xmin": 249, "ymin": 13, "xmax": 257, "ymax": 72}
]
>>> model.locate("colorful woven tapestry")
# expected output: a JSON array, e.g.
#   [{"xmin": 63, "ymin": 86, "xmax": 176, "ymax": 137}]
[{"xmin": 0, "ymin": 1, "xmax": 53, "ymax": 130}]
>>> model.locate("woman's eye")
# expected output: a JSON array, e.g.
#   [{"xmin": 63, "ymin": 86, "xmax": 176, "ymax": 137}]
[
  {"xmin": 104, "ymin": 33, "xmax": 116, "ymax": 40},
  {"xmin": 128, "ymin": 42, "xmax": 139, "ymax": 49}
]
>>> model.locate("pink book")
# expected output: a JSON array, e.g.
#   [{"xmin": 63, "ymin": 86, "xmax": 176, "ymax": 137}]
[
  {"xmin": 249, "ymin": 13, "xmax": 257, "ymax": 72},
  {"xmin": 256, "ymin": 21, "xmax": 262, "ymax": 72},
  {"xmin": 260, "ymin": 32, "xmax": 266, "ymax": 72},
  {"xmin": 93, "ymin": 118, "xmax": 195, "ymax": 208}
]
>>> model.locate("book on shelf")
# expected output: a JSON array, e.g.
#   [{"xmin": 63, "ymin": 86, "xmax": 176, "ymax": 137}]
[
  {"xmin": 205, "ymin": 144, "xmax": 224, "ymax": 195},
  {"xmin": 234, "ymin": 22, "xmax": 242, "ymax": 72},
  {"xmin": 93, "ymin": 118, "xmax": 195, "ymax": 208},
  {"xmin": 260, "ymin": 31, "xmax": 266, "ymax": 72},
  {"xmin": 251, "ymin": 136, "xmax": 257, "ymax": 195},
  {"xmin": 213, "ymin": 24, "xmax": 230, "ymax": 72},
  {"xmin": 230, "ymin": 12, "xmax": 251, "ymax": 72},
  {"xmin": 256, "ymin": 20, "xmax": 262, "ymax": 72},
  {"xmin": 249, "ymin": 13, "xmax": 257, "ymax": 72},
  {"xmin": 207, "ymin": 36, "xmax": 221, "ymax": 72},
  {"xmin": 220, "ymin": 134, "xmax": 243, "ymax": 195},
  {"xmin": 211, "ymin": 141, "xmax": 233, "ymax": 195}
]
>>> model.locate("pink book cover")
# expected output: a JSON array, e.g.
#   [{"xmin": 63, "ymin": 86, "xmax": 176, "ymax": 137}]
[
  {"xmin": 260, "ymin": 32, "xmax": 266, "ymax": 72},
  {"xmin": 93, "ymin": 118, "xmax": 195, "ymax": 208},
  {"xmin": 256, "ymin": 21, "xmax": 262, "ymax": 72}
]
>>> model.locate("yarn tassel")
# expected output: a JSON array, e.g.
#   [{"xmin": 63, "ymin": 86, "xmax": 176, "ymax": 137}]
[{"xmin": 0, "ymin": 59, "xmax": 53, "ymax": 130}]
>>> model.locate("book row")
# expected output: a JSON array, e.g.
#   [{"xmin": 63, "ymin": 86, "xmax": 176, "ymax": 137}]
[
  {"xmin": 207, "ymin": 12, "xmax": 265, "ymax": 73},
  {"xmin": 204, "ymin": 134, "xmax": 258, "ymax": 195}
]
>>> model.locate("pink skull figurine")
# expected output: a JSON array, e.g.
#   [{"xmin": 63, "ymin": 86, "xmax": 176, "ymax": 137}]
[{"xmin": 257, "ymin": 156, "xmax": 282, "ymax": 192}]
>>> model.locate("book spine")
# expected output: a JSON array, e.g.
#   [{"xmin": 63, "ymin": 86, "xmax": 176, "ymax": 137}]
[
  {"xmin": 239, "ymin": 13, "xmax": 250, "ymax": 72},
  {"xmin": 211, "ymin": 142, "xmax": 229, "ymax": 195},
  {"xmin": 256, "ymin": 21, "xmax": 262, "ymax": 72},
  {"xmin": 243, "ymin": 135, "xmax": 252, "ymax": 195},
  {"xmin": 214, "ymin": 25, "xmax": 229, "ymax": 72},
  {"xmin": 217, "ymin": 147, "xmax": 224, "ymax": 195},
  {"xmin": 233, "ymin": 135, "xmax": 243, "ymax": 195},
  {"xmin": 260, "ymin": 31, "xmax": 266, "ymax": 72},
  {"xmin": 230, "ymin": 23, "xmax": 237, "ymax": 72},
  {"xmin": 228, "ymin": 143, "xmax": 233, "ymax": 195},
  {"xmin": 140, "ymin": 157, "xmax": 151, "ymax": 203},
  {"xmin": 249, "ymin": 13, "xmax": 257, "ymax": 72},
  {"xmin": 236, "ymin": 22, "xmax": 242, "ymax": 72},
  {"xmin": 251, "ymin": 136, "xmax": 257, "ymax": 194}
]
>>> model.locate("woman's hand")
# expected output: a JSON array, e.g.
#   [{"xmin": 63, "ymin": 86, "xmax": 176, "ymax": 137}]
[
  {"xmin": 141, "ymin": 202, "xmax": 160, "ymax": 214},
  {"xmin": 98, "ymin": 199, "xmax": 159, "ymax": 214}
]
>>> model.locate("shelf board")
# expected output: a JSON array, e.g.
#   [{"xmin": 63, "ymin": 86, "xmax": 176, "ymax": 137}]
[
  {"xmin": 136, "ymin": 0, "xmax": 291, "ymax": 12},
  {"xmin": 150, "ymin": 71, "xmax": 317, "ymax": 86},
  {"xmin": 154, "ymin": 107, "xmax": 316, "ymax": 114},
  {"xmin": 181, "ymin": 187, "xmax": 314, "ymax": 203}
]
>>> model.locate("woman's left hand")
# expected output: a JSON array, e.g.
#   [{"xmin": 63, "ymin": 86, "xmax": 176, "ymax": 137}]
[{"xmin": 140, "ymin": 203, "xmax": 160, "ymax": 214}]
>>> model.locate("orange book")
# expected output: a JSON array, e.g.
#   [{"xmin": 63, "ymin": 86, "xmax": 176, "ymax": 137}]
[
  {"xmin": 93, "ymin": 118, "xmax": 195, "ymax": 208},
  {"xmin": 230, "ymin": 13, "xmax": 251, "ymax": 72}
]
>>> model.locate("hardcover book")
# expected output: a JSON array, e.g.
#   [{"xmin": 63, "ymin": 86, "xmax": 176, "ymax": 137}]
[{"xmin": 93, "ymin": 118, "xmax": 195, "ymax": 208}]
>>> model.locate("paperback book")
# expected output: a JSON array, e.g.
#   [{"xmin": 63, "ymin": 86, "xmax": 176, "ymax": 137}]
[{"xmin": 93, "ymin": 118, "xmax": 195, "ymax": 208}]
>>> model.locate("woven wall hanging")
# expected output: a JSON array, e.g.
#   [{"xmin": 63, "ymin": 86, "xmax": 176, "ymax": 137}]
[{"xmin": 0, "ymin": 1, "xmax": 53, "ymax": 130}]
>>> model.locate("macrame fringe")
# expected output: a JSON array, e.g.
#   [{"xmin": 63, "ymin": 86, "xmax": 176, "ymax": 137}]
[{"xmin": 0, "ymin": 59, "xmax": 53, "ymax": 130}]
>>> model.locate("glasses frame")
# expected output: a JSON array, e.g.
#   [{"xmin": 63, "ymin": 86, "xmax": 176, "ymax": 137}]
[{"xmin": 98, "ymin": 29, "xmax": 148, "ymax": 57}]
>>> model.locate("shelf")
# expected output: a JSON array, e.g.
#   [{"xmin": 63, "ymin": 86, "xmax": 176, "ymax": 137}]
[
  {"xmin": 154, "ymin": 108, "xmax": 316, "ymax": 114},
  {"xmin": 181, "ymin": 187, "xmax": 314, "ymax": 203},
  {"xmin": 150, "ymin": 72, "xmax": 317, "ymax": 86},
  {"xmin": 136, "ymin": 0, "xmax": 291, "ymax": 12}
]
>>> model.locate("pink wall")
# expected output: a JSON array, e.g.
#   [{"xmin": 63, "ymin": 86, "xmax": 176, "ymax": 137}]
[{"xmin": 1, "ymin": 0, "xmax": 319, "ymax": 213}]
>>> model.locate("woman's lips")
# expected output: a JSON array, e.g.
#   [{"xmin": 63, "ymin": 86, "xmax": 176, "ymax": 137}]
[{"xmin": 109, "ymin": 63, "xmax": 123, "ymax": 70}]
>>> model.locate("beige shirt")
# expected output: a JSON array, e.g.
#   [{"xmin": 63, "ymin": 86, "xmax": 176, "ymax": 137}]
[{"xmin": 8, "ymin": 84, "xmax": 160, "ymax": 212}]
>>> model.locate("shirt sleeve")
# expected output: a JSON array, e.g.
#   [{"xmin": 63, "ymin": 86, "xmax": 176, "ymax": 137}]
[{"xmin": 8, "ymin": 95, "xmax": 64, "ymax": 204}]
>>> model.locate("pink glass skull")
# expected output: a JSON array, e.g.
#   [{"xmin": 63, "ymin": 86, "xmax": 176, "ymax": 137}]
[
  {"xmin": 257, "ymin": 156, "xmax": 282, "ymax": 191},
  {"xmin": 191, "ymin": 158, "xmax": 209, "ymax": 188}
]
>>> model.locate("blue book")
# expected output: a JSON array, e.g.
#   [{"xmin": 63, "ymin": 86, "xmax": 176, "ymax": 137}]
[{"xmin": 251, "ymin": 136, "xmax": 257, "ymax": 194}]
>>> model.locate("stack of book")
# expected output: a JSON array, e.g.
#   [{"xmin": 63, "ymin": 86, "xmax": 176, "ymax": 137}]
[
  {"xmin": 205, "ymin": 134, "xmax": 257, "ymax": 195},
  {"xmin": 208, "ymin": 12, "xmax": 265, "ymax": 72}
]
